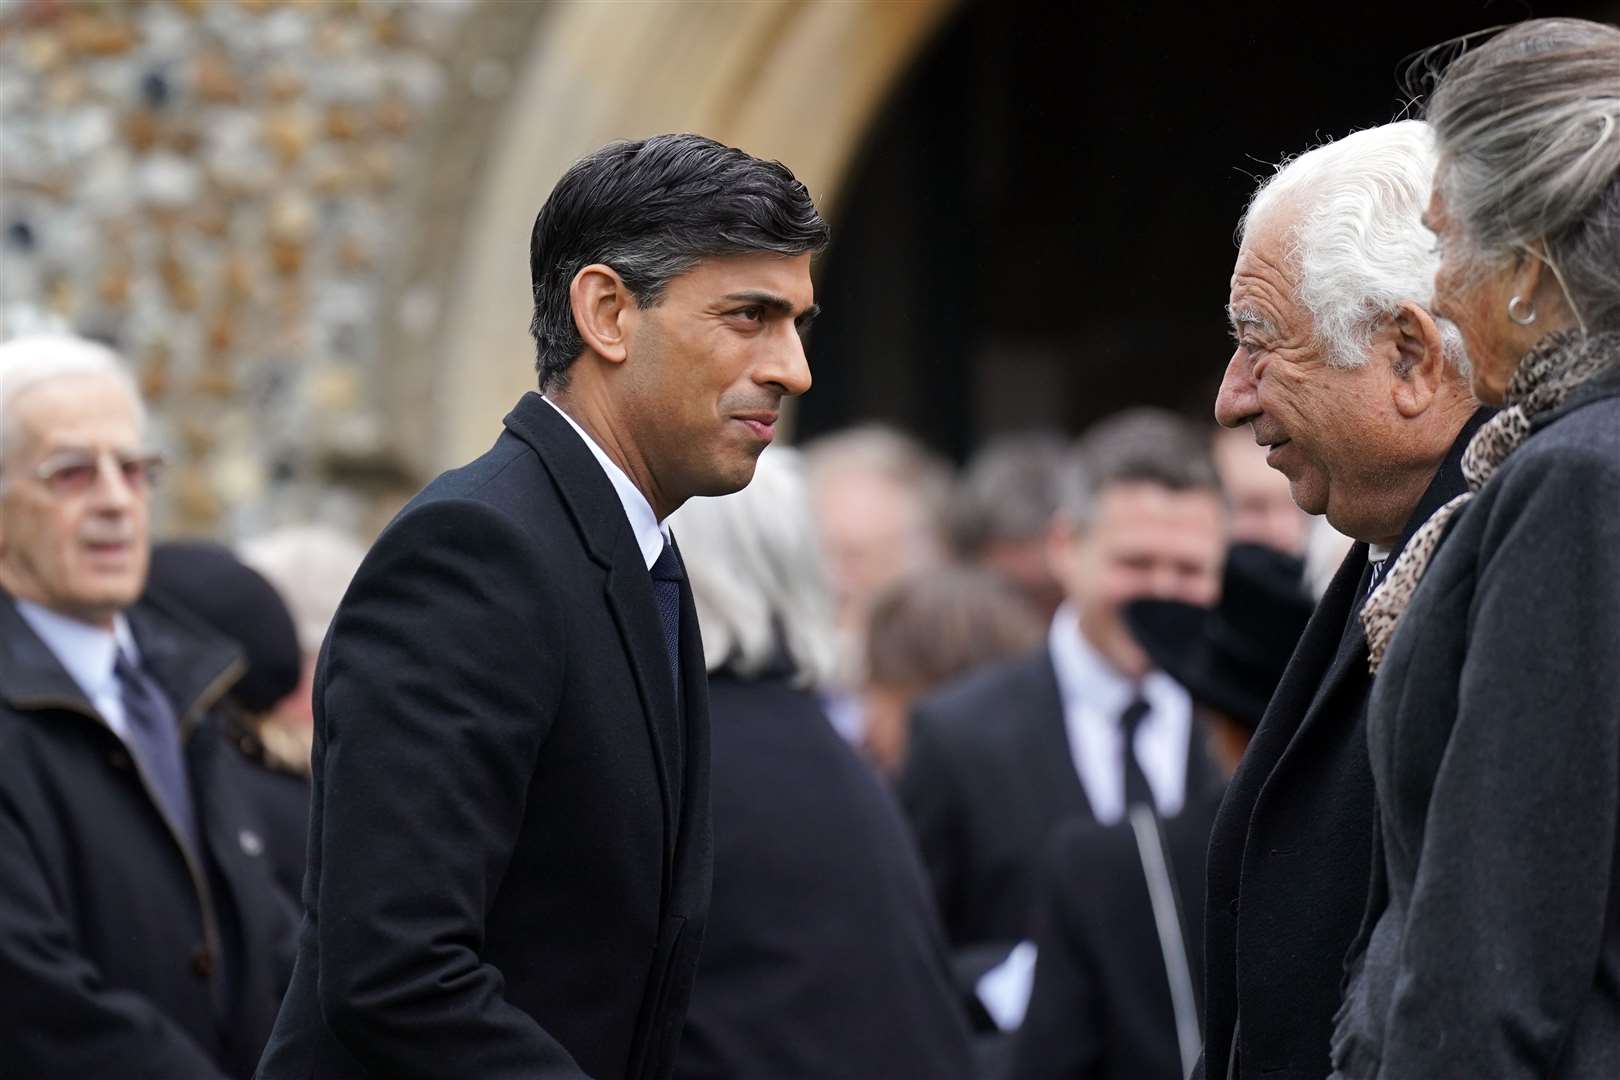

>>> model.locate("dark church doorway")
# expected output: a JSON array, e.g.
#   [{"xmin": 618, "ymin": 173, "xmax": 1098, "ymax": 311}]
[{"xmin": 800, "ymin": 0, "xmax": 1618, "ymax": 459}]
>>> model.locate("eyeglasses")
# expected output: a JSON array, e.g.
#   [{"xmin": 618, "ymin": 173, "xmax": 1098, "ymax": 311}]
[{"xmin": 30, "ymin": 448, "xmax": 166, "ymax": 496}]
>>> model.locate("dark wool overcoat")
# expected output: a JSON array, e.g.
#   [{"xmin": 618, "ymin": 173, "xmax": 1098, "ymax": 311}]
[
  {"xmin": 900, "ymin": 646, "xmax": 1218, "ymax": 954},
  {"xmin": 1195, "ymin": 408, "xmax": 1492, "ymax": 1080},
  {"xmin": 1333, "ymin": 360, "xmax": 1620, "ymax": 1079},
  {"xmin": 1011, "ymin": 788, "xmax": 1220, "ymax": 1080},
  {"xmin": 0, "ymin": 593, "xmax": 298, "ymax": 1079},
  {"xmin": 675, "ymin": 669, "xmax": 973, "ymax": 1080},
  {"xmin": 255, "ymin": 392, "xmax": 713, "ymax": 1080}
]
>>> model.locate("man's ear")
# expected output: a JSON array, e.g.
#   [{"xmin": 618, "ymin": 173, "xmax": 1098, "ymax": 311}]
[
  {"xmin": 569, "ymin": 264, "xmax": 634, "ymax": 365},
  {"xmin": 1388, "ymin": 301, "xmax": 1450, "ymax": 419}
]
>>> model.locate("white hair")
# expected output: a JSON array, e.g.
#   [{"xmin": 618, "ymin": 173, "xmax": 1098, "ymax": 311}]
[
  {"xmin": 1240, "ymin": 120, "xmax": 1469, "ymax": 374},
  {"xmin": 669, "ymin": 447, "xmax": 841, "ymax": 690},
  {"xmin": 239, "ymin": 525, "xmax": 368, "ymax": 654},
  {"xmin": 0, "ymin": 335, "xmax": 146, "ymax": 491}
]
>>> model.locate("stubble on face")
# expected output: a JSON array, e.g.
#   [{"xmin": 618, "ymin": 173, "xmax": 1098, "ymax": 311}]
[{"xmin": 620, "ymin": 252, "xmax": 815, "ymax": 516}]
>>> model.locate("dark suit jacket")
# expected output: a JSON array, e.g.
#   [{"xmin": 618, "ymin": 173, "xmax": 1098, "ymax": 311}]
[
  {"xmin": 256, "ymin": 392, "xmax": 713, "ymax": 1080},
  {"xmin": 900, "ymin": 646, "xmax": 1218, "ymax": 953},
  {"xmin": 0, "ymin": 593, "xmax": 297, "ymax": 1079},
  {"xmin": 1011, "ymin": 789, "xmax": 1221, "ymax": 1080},
  {"xmin": 1333, "ymin": 365, "xmax": 1620, "ymax": 1080},
  {"xmin": 1195, "ymin": 408, "xmax": 1491, "ymax": 1080},
  {"xmin": 675, "ymin": 669, "xmax": 973, "ymax": 1080}
]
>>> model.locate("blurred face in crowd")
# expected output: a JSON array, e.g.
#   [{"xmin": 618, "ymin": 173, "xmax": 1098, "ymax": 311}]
[
  {"xmin": 569, "ymin": 251, "xmax": 817, "ymax": 519},
  {"xmin": 1211, "ymin": 426, "xmax": 1311, "ymax": 556},
  {"xmin": 813, "ymin": 471, "xmax": 944, "ymax": 642},
  {"xmin": 1052, "ymin": 481, "xmax": 1226, "ymax": 678},
  {"xmin": 1216, "ymin": 209, "xmax": 1459, "ymax": 547},
  {"xmin": 0, "ymin": 373, "xmax": 153, "ymax": 629},
  {"xmin": 861, "ymin": 681, "xmax": 917, "ymax": 778}
]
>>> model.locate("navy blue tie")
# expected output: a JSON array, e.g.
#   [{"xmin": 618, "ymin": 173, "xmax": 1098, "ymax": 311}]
[
  {"xmin": 649, "ymin": 540, "xmax": 683, "ymax": 696},
  {"xmin": 114, "ymin": 650, "xmax": 200, "ymax": 857}
]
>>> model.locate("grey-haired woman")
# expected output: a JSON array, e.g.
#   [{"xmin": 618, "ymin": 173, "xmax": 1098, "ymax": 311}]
[{"xmin": 1331, "ymin": 17, "xmax": 1620, "ymax": 1080}]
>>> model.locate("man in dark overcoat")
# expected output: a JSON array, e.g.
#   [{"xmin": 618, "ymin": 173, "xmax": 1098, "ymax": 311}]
[
  {"xmin": 0, "ymin": 335, "xmax": 297, "ymax": 1078},
  {"xmin": 255, "ymin": 134, "xmax": 827, "ymax": 1080},
  {"xmin": 1198, "ymin": 120, "xmax": 1493, "ymax": 1080}
]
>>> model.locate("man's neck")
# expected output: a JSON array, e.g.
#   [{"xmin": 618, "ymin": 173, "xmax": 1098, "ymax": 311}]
[
  {"xmin": 1358, "ymin": 398, "xmax": 1477, "ymax": 549},
  {"xmin": 546, "ymin": 384, "xmax": 673, "ymax": 520}
]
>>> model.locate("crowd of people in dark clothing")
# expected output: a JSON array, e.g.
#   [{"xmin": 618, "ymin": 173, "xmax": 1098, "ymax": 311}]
[{"xmin": 1, "ymin": 16, "xmax": 1617, "ymax": 1080}]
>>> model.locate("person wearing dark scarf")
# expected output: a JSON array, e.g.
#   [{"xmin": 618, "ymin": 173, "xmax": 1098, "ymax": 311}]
[{"xmin": 1333, "ymin": 19, "xmax": 1620, "ymax": 1080}]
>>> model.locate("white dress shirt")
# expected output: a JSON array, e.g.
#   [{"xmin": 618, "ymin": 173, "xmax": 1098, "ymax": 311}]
[
  {"xmin": 1047, "ymin": 602, "xmax": 1192, "ymax": 825},
  {"xmin": 15, "ymin": 599, "xmax": 141, "ymax": 741},
  {"xmin": 543, "ymin": 396, "xmax": 668, "ymax": 571}
]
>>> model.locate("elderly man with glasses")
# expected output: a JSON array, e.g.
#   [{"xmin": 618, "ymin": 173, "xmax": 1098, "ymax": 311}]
[{"xmin": 0, "ymin": 335, "xmax": 295, "ymax": 1079}]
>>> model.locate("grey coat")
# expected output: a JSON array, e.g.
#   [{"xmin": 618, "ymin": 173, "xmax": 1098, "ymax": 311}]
[{"xmin": 1332, "ymin": 359, "xmax": 1620, "ymax": 1079}]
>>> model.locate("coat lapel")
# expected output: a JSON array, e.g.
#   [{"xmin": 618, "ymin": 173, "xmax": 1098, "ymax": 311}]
[
  {"xmin": 1016, "ymin": 648, "xmax": 1096, "ymax": 823},
  {"xmin": 501, "ymin": 393, "xmax": 681, "ymax": 857}
]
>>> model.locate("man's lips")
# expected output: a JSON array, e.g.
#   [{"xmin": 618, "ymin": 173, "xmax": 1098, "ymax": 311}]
[
  {"xmin": 732, "ymin": 413, "xmax": 778, "ymax": 442},
  {"xmin": 1261, "ymin": 437, "xmax": 1291, "ymax": 464}
]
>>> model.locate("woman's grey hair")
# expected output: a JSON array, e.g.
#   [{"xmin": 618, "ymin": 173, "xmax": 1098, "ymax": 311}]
[
  {"xmin": 1423, "ymin": 18, "xmax": 1620, "ymax": 335},
  {"xmin": 1240, "ymin": 120, "xmax": 1468, "ymax": 374},
  {"xmin": 0, "ymin": 335, "xmax": 145, "ymax": 492},
  {"xmin": 669, "ymin": 447, "xmax": 841, "ymax": 690},
  {"xmin": 239, "ymin": 525, "xmax": 369, "ymax": 655}
]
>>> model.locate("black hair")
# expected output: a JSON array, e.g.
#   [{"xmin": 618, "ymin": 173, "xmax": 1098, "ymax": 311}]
[{"xmin": 528, "ymin": 133, "xmax": 830, "ymax": 390}]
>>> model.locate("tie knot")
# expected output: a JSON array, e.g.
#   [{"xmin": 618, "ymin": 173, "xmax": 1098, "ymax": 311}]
[
  {"xmin": 1119, "ymin": 697, "xmax": 1150, "ymax": 735},
  {"xmin": 650, "ymin": 540, "xmax": 683, "ymax": 583},
  {"xmin": 113, "ymin": 648, "xmax": 140, "ymax": 684}
]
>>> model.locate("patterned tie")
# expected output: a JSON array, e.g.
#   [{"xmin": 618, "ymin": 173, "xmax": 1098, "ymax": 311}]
[
  {"xmin": 649, "ymin": 540, "xmax": 683, "ymax": 697},
  {"xmin": 1119, "ymin": 697, "xmax": 1155, "ymax": 811},
  {"xmin": 114, "ymin": 650, "xmax": 200, "ymax": 857}
]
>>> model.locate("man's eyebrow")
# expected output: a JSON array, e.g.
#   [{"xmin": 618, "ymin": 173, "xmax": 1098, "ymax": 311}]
[
  {"xmin": 722, "ymin": 291, "xmax": 820, "ymax": 323},
  {"xmin": 1225, "ymin": 303, "xmax": 1276, "ymax": 336}
]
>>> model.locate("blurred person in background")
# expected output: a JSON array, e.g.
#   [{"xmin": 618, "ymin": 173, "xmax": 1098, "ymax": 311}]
[
  {"xmin": 257, "ymin": 134, "xmax": 826, "ymax": 1080},
  {"xmin": 899, "ymin": 408, "xmax": 1226, "ymax": 1036},
  {"xmin": 1210, "ymin": 425, "xmax": 1312, "ymax": 557},
  {"xmin": 146, "ymin": 540, "xmax": 309, "ymax": 906},
  {"xmin": 0, "ymin": 335, "xmax": 295, "ymax": 1078},
  {"xmin": 1011, "ymin": 543, "xmax": 1314, "ymax": 1080},
  {"xmin": 671, "ymin": 447, "xmax": 973, "ymax": 1080},
  {"xmin": 1202, "ymin": 119, "xmax": 1490, "ymax": 1080},
  {"xmin": 949, "ymin": 431, "xmax": 1071, "ymax": 621},
  {"xmin": 1333, "ymin": 21, "xmax": 1620, "ymax": 1079},
  {"xmin": 239, "ymin": 524, "xmax": 368, "ymax": 759},
  {"xmin": 803, "ymin": 423, "xmax": 953, "ymax": 742},
  {"xmin": 861, "ymin": 565, "xmax": 1046, "ymax": 779}
]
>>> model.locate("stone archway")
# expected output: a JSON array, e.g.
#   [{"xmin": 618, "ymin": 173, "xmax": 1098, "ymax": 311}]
[{"xmin": 383, "ymin": 0, "xmax": 957, "ymax": 474}]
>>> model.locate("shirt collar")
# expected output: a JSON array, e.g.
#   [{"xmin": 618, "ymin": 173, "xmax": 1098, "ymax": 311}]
[
  {"xmin": 13, "ymin": 599, "xmax": 138, "ymax": 702},
  {"xmin": 1047, "ymin": 601, "xmax": 1138, "ymax": 717},
  {"xmin": 542, "ymin": 396, "xmax": 668, "ymax": 571}
]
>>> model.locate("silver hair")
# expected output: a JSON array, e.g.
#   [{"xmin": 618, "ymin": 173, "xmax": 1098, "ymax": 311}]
[
  {"xmin": 801, "ymin": 423, "xmax": 955, "ymax": 546},
  {"xmin": 0, "ymin": 335, "xmax": 146, "ymax": 493},
  {"xmin": 669, "ymin": 447, "xmax": 841, "ymax": 689},
  {"xmin": 1240, "ymin": 120, "xmax": 1470, "ymax": 374},
  {"xmin": 1424, "ymin": 18, "xmax": 1620, "ymax": 335},
  {"xmin": 239, "ymin": 525, "xmax": 369, "ymax": 655}
]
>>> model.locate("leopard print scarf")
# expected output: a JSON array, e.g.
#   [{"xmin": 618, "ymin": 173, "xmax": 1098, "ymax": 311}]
[{"xmin": 1362, "ymin": 328, "xmax": 1620, "ymax": 673}]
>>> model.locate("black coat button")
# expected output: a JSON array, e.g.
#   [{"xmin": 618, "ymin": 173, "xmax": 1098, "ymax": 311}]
[
  {"xmin": 190, "ymin": 945, "xmax": 214, "ymax": 978},
  {"xmin": 1230, "ymin": 898, "xmax": 1240, "ymax": 915}
]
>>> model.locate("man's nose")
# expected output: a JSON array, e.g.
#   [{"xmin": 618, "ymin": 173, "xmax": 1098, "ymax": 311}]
[
  {"xmin": 1214, "ymin": 347, "xmax": 1258, "ymax": 428},
  {"xmin": 87, "ymin": 457, "xmax": 139, "ymax": 509},
  {"xmin": 759, "ymin": 323, "xmax": 812, "ymax": 397}
]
